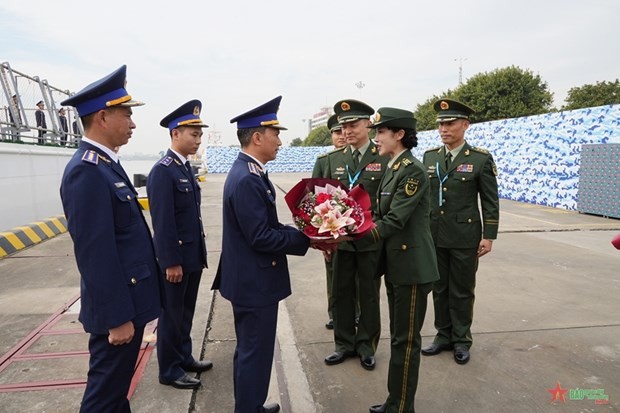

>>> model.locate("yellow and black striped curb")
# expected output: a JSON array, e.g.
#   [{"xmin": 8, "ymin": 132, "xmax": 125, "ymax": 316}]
[{"xmin": 0, "ymin": 216, "xmax": 67, "ymax": 258}]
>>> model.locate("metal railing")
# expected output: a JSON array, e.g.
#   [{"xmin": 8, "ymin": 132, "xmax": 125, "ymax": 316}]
[{"xmin": 0, "ymin": 61, "xmax": 82, "ymax": 146}]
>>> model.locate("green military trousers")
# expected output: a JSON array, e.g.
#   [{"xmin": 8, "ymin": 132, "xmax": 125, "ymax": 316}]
[
  {"xmin": 432, "ymin": 247, "xmax": 478, "ymax": 348},
  {"xmin": 332, "ymin": 249, "xmax": 382, "ymax": 357},
  {"xmin": 385, "ymin": 281, "xmax": 432, "ymax": 413}
]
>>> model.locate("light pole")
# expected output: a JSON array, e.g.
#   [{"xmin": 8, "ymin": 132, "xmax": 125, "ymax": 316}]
[
  {"xmin": 454, "ymin": 58, "xmax": 467, "ymax": 85},
  {"xmin": 355, "ymin": 80, "xmax": 365, "ymax": 97}
]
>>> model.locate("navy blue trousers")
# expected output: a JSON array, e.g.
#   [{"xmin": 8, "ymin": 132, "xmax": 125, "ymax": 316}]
[
  {"xmin": 157, "ymin": 269, "xmax": 202, "ymax": 381},
  {"xmin": 80, "ymin": 325, "xmax": 144, "ymax": 413},
  {"xmin": 232, "ymin": 302, "xmax": 278, "ymax": 413}
]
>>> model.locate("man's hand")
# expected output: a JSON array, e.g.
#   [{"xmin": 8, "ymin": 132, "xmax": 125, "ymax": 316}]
[
  {"xmin": 108, "ymin": 321, "xmax": 135, "ymax": 345},
  {"xmin": 166, "ymin": 265, "xmax": 183, "ymax": 283},
  {"xmin": 310, "ymin": 236, "xmax": 353, "ymax": 253},
  {"xmin": 477, "ymin": 239, "xmax": 493, "ymax": 258}
]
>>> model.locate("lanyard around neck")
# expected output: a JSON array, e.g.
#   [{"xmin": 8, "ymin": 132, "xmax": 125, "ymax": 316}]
[
  {"xmin": 436, "ymin": 161, "xmax": 448, "ymax": 206},
  {"xmin": 346, "ymin": 164, "xmax": 362, "ymax": 189}
]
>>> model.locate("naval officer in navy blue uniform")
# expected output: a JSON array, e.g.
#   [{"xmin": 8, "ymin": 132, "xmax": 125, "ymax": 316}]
[
  {"xmin": 147, "ymin": 100, "xmax": 212, "ymax": 390},
  {"xmin": 60, "ymin": 65, "xmax": 162, "ymax": 413},
  {"xmin": 212, "ymin": 96, "xmax": 312, "ymax": 413}
]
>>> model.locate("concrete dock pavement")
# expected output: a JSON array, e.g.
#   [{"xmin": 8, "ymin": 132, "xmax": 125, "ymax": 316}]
[{"xmin": 0, "ymin": 172, "xmax": 619, "ymax": 412}]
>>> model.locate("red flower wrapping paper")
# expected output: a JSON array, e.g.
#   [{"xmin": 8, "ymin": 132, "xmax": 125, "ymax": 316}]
[{"xmin": 285, "ymin": 178, "xmax": 375, "ymax": 240}]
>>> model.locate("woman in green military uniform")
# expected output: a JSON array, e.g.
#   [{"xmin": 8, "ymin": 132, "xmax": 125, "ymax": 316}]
[{"xmin": 357, "ymin": 107, "xmax": 439, "ymax": 413}]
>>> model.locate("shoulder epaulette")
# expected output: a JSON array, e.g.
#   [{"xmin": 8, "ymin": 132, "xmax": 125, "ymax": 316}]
[
  {"xmin": 159, "ymin": 156, "xmax": 174, "ymax": 166},
  {"xmin": 81, "ymin": 150, "xmax": 99, "ymax": 165},
  {"xmin": 425, "ymin": 146, "xmax": 442, "ymax": 153},
  {"xmin": 317, "ymin": 152, "xmax": 329, "ymax": 159},
  {"xmin": 471, "ymin": 146, "xmax": 490, "ymax": 155},
  {"xmin": 329, "ymin": 146, "xmax": 346, "ymax": 154},
  {"xmin": 247, "ymin": 162, "xmax": 262, "ymax": 177}
]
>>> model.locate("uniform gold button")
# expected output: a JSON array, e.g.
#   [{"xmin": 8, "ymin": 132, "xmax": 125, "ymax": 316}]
[
  {"xmin": 271, "ymin": 260, "xmax": 277, "ymax": 267},
  {"xmin": 126, "ymin": 195, "xmax": 131, "ymax": 200},
  {"xmin": 371, "ymin": 177, "xmax": 375, "ymax": 180},
  {"xmin": 443, "ymin": 187, "xmax": 447, "ymax": 192},
  {"xmin": 178, "ymin": 240, "xmax": 183, "ymax": 245},
  {"xmin": 440, "ymin": 210, "xmax": 445, "ymax": 215},
  {"xmin": 185, "ymin": 188, "xmax": 189, "ymax": 192},
  {"xmin": 130, "ymin": 277, "xmax": 137, "ymax": 285},
  {"xmin": 462, "ymin": 177, "xmax": 466, "ymax": 181},
  {"xmin": 468, "ymin": 218, "xmax": 472, "ymax": 223},
  {"xmin": 401, "ymin": 244, "xmax": 407, "ymax": 250}
]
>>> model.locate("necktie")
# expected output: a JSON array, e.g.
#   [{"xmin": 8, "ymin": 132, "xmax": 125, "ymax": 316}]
[
  {"xmin": 352, "ymin": 149, "xmax": 360, "ymax": 169},
  {"xmin": 445, "ymin": 152, "xmax": 452, "ymax": 170}
]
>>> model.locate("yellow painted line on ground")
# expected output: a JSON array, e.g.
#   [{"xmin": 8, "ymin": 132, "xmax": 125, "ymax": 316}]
[
  {"xmin": 34, "ymin": 222, "xmax": 56, "ymax": 238},
  {"xmin": 50, "ymin": 217, "xmax": 67, "ymax": 232},
  {"xmin": 16, "ymin": 226, "xmax": 42, "ymax": 243},
  {"xmin": 0, "ymin": 232, "xmax": 26, "ymax": 249}
]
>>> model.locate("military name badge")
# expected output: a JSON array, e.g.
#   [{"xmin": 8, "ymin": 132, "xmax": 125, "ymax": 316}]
[
  {"xmin": 405, "ymin": 178, "xmax": 419, "ymax": 196},
  {"xmin": 179, "ymin": 178, "xmax": 189, "ymax": 183},
  {"xmin": 456, "ymin": 164, "xmax": 474, "ymax": 173},
  {"xmin": 114, "ymin": 182, "xmax": 127, "ymax": 188},
  {"xmin": 365, "ymin": 163, "xmax": 382, "ymax": 172}
]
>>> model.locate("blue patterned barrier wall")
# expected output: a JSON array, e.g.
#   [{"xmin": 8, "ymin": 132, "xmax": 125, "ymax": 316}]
[
  {"xmin": 577, "ymin": 144, "xmax": 620, "ymax": 218},
  {"xmin": 205, "ymin": 146, "xmax": 329, "ymax": 174},
  {"xmin": 205, "ymin": 104, "xmax": 620, "ymax": 210},
  {"xmin": 415, "ymin": 104, "xmax": 620, "ymax": 210}
]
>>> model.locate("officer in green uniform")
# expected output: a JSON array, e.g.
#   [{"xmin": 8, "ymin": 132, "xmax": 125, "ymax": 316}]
[
  {"xmin": 421, "ymin": 99, "xmax": 499, "ymax": 365},
  {"xmin": 353, "ymin": 107, "xmax": 439, "ymax": 413},
  {"xmin": 323, "ymin": 99, "xmax": 389, "ymax": 371},
  {"xmin": 312, "ymin": 114, "xmax": 345, "ymax": 329}
]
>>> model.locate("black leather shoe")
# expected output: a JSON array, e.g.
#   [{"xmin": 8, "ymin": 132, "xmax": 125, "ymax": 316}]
[
  {"xmin": 262, "ymin": 402, "xmax": 280, "ymax": 413},
  {"xmin": 324, "ymin": 351, "xmax": 356, "ymax": 365},
  {"xmin": 454, "ymin": 346, "xmax": 470, "ymax": 364},
  {"xmin": 369, "ymin": 402, "xmax": 387, "ymax": 413},
  {"xmin": 159, "ymin": 373, "xmax": 201, "ymax": 389},
  {"xmin": 183, "ymin": 359, "xmax": 213, "ymax": 373},
  {"xmin": 360, "ymin": 355, "xmax": 376, "ymax": 370},
  {"xmin": 421, "ymin": 342, "xmax": 452, "ymax": 356},
  {"xmin": 325, "ymin": 319, "xmax": 334, "ymax": 329}
]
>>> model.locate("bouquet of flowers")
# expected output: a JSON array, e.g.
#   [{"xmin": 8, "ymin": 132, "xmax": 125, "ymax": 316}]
[{"xmin": 285, "ymin": 178, "xmax": 375, "ymax": 240}]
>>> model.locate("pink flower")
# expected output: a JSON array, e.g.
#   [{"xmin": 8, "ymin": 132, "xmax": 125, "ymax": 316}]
[{"xmin": 316, "ymin": 208, "xmax": 356, "ymax": 238}]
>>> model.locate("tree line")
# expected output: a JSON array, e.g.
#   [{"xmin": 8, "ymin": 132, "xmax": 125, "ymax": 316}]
[{"xmin": 292, "ymin": 66, "xmax": 620, "ymax": 146}]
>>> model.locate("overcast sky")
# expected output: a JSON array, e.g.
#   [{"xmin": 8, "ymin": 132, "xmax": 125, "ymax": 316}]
[{"xmin": 1, "ymin": 0, "xmax": 618, "ymax": 154}]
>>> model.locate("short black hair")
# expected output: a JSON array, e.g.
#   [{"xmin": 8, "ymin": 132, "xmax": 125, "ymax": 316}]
[{"xmin": 237, "ymin": 126, "xmax": 266, "ymax": 147}]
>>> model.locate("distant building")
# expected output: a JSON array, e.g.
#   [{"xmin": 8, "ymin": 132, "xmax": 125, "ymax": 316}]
[{"xmin": 309, "ymin": 106, "xmax": 333, "ymax": 131}]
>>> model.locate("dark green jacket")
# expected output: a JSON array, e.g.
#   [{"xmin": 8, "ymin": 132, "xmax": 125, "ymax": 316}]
[
  {"xmin": 422, "ymin": 141, "xmax": 499, "ymax": 249},
  {"xmin": 311, "ymin": 147, "xmax": 343, "ymax": 179},
  {"xmin": 359, "ymin": 151, "xmax": 439, "ymax": 284}
]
